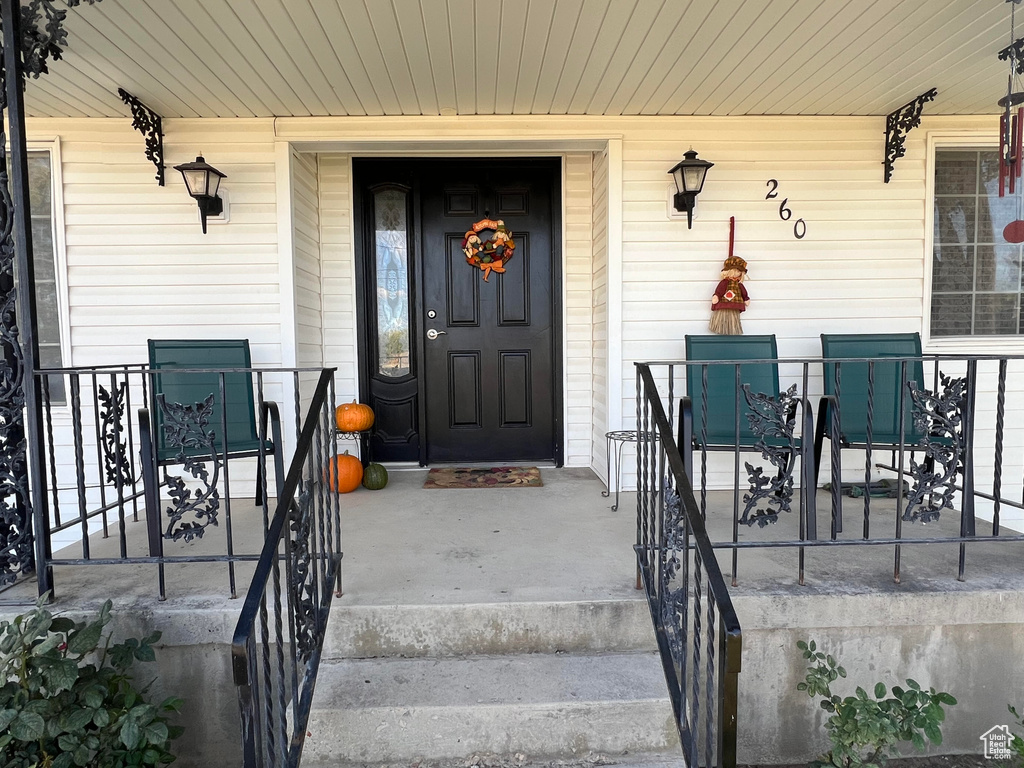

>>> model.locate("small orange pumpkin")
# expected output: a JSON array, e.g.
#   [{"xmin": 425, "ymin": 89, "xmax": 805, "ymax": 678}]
[
  {"xmin": 335, "ymin": 401, "xmax": 375, "ymax": 433},
  {"xmin": 326, "ymin": 451, "xmax": 363, "ymax": 493}
]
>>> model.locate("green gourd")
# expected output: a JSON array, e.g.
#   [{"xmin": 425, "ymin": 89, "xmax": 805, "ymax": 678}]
[{"xmin": 362, "ymin": 462, "xmax": 388, "ymax": 490}]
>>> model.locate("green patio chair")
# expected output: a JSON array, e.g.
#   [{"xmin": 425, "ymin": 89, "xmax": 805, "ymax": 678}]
[
  {"xmin": 812, "ymin": 332, "xmax": 973, "ymax": 531},
  {"xmin": 139, "ymin": 339, "xmax": 284, "ymax": 511},
  {"xmin": 681, "ymin": 334, "xmax": 816, "ymax": 537},
  {"xmin": 813, "ymin": 333, "xmax": 925, "ymax": 482}
]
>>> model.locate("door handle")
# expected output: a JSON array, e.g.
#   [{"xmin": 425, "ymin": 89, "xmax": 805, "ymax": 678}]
[{"xmin": 426, "ymin": 329, "xmax": 447, "ymax": 340}]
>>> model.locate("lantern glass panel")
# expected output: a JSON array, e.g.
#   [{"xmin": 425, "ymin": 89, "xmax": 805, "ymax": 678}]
[
  {"xmin": 182, "ymin": 168, "xmax": 208, "ymax": 198},
  {"xmin": 682, "ymin": 165, "xmax": 706, "ymax": 193},
  {"xmin": 672, "ymin": 168, "xmax": 684, "ymax": 194}
]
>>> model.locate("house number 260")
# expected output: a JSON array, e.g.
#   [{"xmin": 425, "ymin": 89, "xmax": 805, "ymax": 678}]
[{"xmin": 765, "ymin": 179, "xmax": 806, "ymax": 239}]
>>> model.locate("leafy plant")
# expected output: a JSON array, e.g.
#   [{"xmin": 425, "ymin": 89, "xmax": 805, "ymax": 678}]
[
  {"xmin": 0, "ymin": 596, "xmax": 183, "ymax": 768},
  {"xmin": 796, "ymin": 639, "xmax": 957, "ymax": 768},
  {"xmin": 1009, "ymin": 704, "xmax": 1024, "ymax": 763}
]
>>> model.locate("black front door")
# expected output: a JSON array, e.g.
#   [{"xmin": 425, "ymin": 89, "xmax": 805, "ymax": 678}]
[{"xmin": 353, "ymin": 158, "xmax": 562, "ymax": 465}]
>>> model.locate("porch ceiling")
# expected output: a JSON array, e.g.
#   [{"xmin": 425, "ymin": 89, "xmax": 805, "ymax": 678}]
[{"xmin": 26, "ymin": 0, "xmax": 1015, "ymax": 119}]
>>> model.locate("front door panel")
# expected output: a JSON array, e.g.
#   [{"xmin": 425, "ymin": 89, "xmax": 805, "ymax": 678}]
[{"xmin": 420, "ymin": 160, "xmax": 558, "ymax": 463}]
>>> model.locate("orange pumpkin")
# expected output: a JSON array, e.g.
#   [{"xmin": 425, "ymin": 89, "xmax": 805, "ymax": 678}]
[
  {"xmin": 335, "ymin": 401, "xmax": 375, "ymax": 433},
  {"xmin": 326, "ymin": 452, "xmax": 363, "ymax": 493}
]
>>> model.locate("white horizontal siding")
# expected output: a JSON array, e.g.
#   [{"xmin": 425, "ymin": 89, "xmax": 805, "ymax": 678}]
[
  {"xmin": 292, "ymin": 151, "xmax": 323, "ymax": 370},
  {"xmin": 592, "ymin": 147, "xmax": 610, "ymax": 483},
  {"xmin": 564, "ymin": 153, "xmax": 594, "ymax": 467},
  {"xmin": 317, "ymin": 156, "xmax": 359, "ymax": 404},
  {"xmin": 27, "ymin": 117, "xmax": 284, "ymax": 367},
  {"xmin": 27, "ymin": 113, "xmax": 1019, "ymax": 498}
]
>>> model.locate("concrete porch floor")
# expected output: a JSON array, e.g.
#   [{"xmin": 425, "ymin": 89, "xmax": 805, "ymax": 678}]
[{"xmin": 8, "ymin": 465, "xmax": 1022, "ymax": 605}]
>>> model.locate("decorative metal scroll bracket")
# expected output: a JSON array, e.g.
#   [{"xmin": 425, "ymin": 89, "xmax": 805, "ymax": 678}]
[
  {"xmin": 903, "ymin": 373, "xmax": 967, "ymax": 524},
  {"xmin": 157, "ymin": 394, "xmax": 220, "ymax": 542},
  {"xmin": 884, "ymin": 88, "xmax": 938, "ymax": 183},
  {"xmin": 741, "ymin": 384, "xmax": 798, "ymax": 527},
  {"xmin": 117, "ymin": 88, "xmax": 165, "ymax": 186}
]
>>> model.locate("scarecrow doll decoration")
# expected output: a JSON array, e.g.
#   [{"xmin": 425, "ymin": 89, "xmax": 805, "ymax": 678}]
[{"xmin": 709, "ymin": 216, "xmax": 749, "ymax": 335}]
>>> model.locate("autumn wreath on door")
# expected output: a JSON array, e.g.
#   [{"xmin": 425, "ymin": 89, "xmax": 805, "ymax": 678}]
[{"xmin": 461, "ymin": 218, "xmax": 515, "ymax": 281}]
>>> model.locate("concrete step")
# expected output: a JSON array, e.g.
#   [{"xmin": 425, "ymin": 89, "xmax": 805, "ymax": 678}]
[
  {"xmin": 321, "ymin": 752, "xmax": 684, "ymax": 768},
  {"xmin": 302, "ymin": 652, "xmax": 680, "ymax": 765},
  {"xmin": 325, "ymin": 599, "xmax": 657, "ymax": 659}
]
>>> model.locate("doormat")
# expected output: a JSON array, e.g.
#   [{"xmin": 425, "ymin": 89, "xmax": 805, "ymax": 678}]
[{"xmin": 423, "ymin": 466, "xmax": 543, "ymax": 489}]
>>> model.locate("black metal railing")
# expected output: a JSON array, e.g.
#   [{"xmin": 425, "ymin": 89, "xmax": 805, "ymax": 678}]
[
  {"xmin": 232, "ymin": 368, "xmax": 341, "ymax": 768},
  {"xmin": 636, "ymin": 364, "xmax": 742, "ymax": 768},
  {"xmin": 30, "ymin": 364, "xmax": 330, "ymax": 599},
  {"xmin": 637, "ymin": 354, "xmax": 1024, "ymax": 587}
]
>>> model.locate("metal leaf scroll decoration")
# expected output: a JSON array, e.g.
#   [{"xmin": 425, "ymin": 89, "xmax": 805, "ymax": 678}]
[
  {"xmin": 289, "ymin": 481, "xmax": 319, "ymax": 665},
  {"xmin": 157, "ymin": 394, "xmax": 221, "ymax": 542},
  {"xmin": 659, "ymin": 480, "xmax": 687, "ymax": 666},
  {"xmin": 0, "ymin": 127, "xmax": 29, "ymax": 585},
  {"xmin": 0, "ymin": 0, "xmax": 104, "ymax": 110},
  {"xmin": 741, "ymin": 384, "xmax": 797, "ymax": 527},
  {"xmin": 903, "ymin": 374, "xmax": 967, "ymax": 524},
  {"xmin": 883, "ymin": 88, "xmax": 938, "ymax": 183},
  {"xmin": 98, "ymin": 382, "xmax": 134, "ymax": 489},
  {"xmin": 0, "ymin": 179, "xmax": 30, "ymax": 583}
]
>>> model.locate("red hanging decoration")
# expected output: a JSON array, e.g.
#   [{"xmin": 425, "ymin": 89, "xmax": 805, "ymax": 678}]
[
  {"xmin": 1000, "ymin": 107, "xmax": 1023, "ymax": 197},
  {"xmin": 998, "ymin": 1, "xmax": 1024, "ymax": 198}
]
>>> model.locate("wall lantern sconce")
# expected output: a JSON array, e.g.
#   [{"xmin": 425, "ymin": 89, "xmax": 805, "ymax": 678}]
[
  {"xmin": 668, "ymin": 148, "xmax": 714, "ymax": 229},
  {"xmin": 173, "ymin": 155, "xmax": 226, "ymax": 233}
]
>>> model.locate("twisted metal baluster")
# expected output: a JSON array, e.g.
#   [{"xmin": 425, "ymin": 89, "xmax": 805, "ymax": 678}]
[
  {"xmin": 731, "ymin": 365, "xmax": 740, "ymax": 585},
  {"xmin": 799, "ymin": 362, "xmax": 810, "ymax": 584},
  {"xmin": 830, "ymin": 363, "xmax": 842, "ymax": 539},
  {"xmin": 69, "ymin": 375, "xmax": 90, "ymax": 559},
  {"xmin": 630, "ymin": 370, "xmax": 638, "ymax": 581},
  {"xmin": 641, "ymin": 383, "xmax": 651, "ymax": 574},
  {"xmin": 679, "ymin": 458, "xmax": 691, "ymax": 743},
  {"xmin": 700, "ymin": 365, "xmax": 709, "ymax": 522},
  {"xmin": 894, "ymin": 361, "xmax": 908, "ymax": 583},
  {"xmin": 690, "ymin": 551, "xmax": 703, "ymax": 768},
  {"xmin": 667, "ymin": 364, "xmax": 675, "ymax": 442},
  {"xmin": 704, "ymin": 584, "xmax": 716, "ymax": 767},
  {"xmin": 42, "ymin": 376, "xmax": 59, "ymax": 530},
  {"xmin": 994, "ymin": 359, "xmax": 1007, "ymax": 535},
  {"xmin": 123, "ymin": 367, "xmax": 140, "ymax": 523},
  {"xmin": 215, "ymin": 373, "xmax": 236, "ymax": 598},
  {"xmin": 864, "ymin": 360, "xmax": 874, "ymax": 539},
  {"xmin": 272, "ymin": 540, "xmax": 287, "ymax": 766}
]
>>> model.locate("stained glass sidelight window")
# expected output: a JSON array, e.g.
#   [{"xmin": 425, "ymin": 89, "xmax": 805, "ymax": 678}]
[
  {"xmin": 374, "ymin": 188, "xmax": 410, "ymax": 377},
  {"xmin": 932, "ymin": 149, "xmax": 1024, "ymax": 336}
]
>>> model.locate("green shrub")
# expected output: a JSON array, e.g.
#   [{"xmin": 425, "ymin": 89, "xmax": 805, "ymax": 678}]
[
  {"xmin": 0, "ymin": 597, "xmax": 182, "ymax": 768},
  {"xmin": 797, "ymin": 639, "xmax": 957, "ymax": 768},
  {"xmin": 1009, "ymin": 704, "xmax": 1024, "ymax": 763}
]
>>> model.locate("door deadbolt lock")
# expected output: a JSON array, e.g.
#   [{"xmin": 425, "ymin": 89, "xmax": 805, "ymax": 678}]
[
  {"xmin": 426, "ymin": 329, "xmax": 447, "ymax": 340},
  {"xmin": 427, "ymin": 310, "xmax": 437, "ymax": 319}
]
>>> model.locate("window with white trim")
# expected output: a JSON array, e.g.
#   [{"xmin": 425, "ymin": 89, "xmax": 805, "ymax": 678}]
[
  {"xmin": 932, "ymin": 148, "xmax": 1023, "ymax": 337},
  {"xmin": 11, "ymin": 149, "xmax": 65, "ymax": 402}
]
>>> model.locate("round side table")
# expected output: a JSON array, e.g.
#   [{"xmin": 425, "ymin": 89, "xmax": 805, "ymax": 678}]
[{"xmin": 602, "ymin": 430, "xmax": 655, "ymax": 511}]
